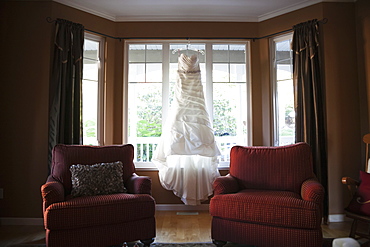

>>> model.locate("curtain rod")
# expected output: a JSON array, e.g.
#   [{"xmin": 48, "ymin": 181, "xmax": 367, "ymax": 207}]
[{"xmin": 46, "ymin": 17, "xmax": 328, "ymax": 41}]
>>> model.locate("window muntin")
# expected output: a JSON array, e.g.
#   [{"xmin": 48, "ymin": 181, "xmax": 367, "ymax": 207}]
[
  {"xmin": 126, "ymin": 41, "xmax": 251, "ymax": 168},
  {"xmin": 82, "ymin": 33, "xmax": 105, "ymax": 145},
  {"xmin": 271, "ymin": 34, "xmax": 295, "ymax": 146}
]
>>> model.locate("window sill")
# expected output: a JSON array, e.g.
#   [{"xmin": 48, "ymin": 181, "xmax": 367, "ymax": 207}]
[{"xmin": 135, "ymin": 162, "xmax": 230, "ymax": 172}]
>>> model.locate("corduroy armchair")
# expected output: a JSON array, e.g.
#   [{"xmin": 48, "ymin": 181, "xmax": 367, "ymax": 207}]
[
  {"xmin": 210, "ymin": 143, "xmax": 324, "ymax": 247},
  {"xmin": 41, "ymin": 144, "xmax": 156, "ymax": 247}
]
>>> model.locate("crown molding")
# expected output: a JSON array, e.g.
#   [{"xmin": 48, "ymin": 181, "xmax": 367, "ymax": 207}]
[
  {"xmin": 258, "ymin": 0, "xmax": 322, "ymax": 22},
  {"xmin": 53, "ymin": 0, "xmax": 116, "ymax": 21},
  {"xmin": 53, "ymin": 0, "xmax": 357, "ymax": 23},
  {"xmin": 115, "ymin": 15, "xmax": 259, "ymax": 22}
]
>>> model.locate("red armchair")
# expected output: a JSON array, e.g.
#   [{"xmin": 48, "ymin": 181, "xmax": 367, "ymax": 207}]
[
  {"xmin": 210, "ymin": 143, "xmax": 324, "ymax": 247},
  {"xmin": 41, "ymin": 144, "xmax": 156, "ymax": 247}
]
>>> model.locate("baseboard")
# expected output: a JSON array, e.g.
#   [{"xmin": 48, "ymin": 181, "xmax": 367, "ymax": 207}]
[
  {"xmin": 155, "ymin": 204, "xmax": 209, "ymax": 211},
  {"xmin": 0, "ymin": 217, "xmax": 43, "ymax": 226},
  {"xmin": 328, "ymin": 214, "xmax": 350, "ymax": 222},
  {"xmin": 0, "ymin": 212, "xmax": 348, "ymax": 226}
]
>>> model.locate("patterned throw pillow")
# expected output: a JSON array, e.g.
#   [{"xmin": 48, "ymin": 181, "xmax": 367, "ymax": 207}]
[{"xmin": 70, "ymin": 161, "xmax": 126, "ymax": 197}]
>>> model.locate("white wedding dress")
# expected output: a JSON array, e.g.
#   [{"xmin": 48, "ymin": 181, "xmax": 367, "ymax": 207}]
[{"xmin": 152, "ymin": 54, "xmax": 221, "ymax": 205}]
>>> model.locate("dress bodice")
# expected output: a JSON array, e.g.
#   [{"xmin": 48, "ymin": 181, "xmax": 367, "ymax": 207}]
[{"xmin": 178, "ymin": 54, "xmax": 199, "ymax": 72}]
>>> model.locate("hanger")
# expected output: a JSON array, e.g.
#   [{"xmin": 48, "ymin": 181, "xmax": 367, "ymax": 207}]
[{"xmin": 172, "ymin": 39, "xmax": 205, "ymax": 55}]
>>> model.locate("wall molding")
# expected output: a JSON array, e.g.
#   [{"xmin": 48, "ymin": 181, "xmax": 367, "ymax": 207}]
[
  {"xmin": 328, "ymin": 214, "xmax": 350, "ymax": 223},
  {"xmin": 0, "ymin": 217, "xmax": 43, "ymax": 226},
  {"xmin": 0, "ymin": 211, "xmax": 350, "ymax": 225},
  {"xmin": 155, "ymin": 204, "xmax": 210, "ymax": 211}
]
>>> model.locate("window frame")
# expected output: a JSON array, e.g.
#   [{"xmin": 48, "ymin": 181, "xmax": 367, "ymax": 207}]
[
  {"xmin": 123, "ymin": 40, "xmax": 252, "ymax": 170},
  {"xmin": 83, "ymin": 32, "xmax": 105, "ymax": 146},
  {"xmin": 270, "ymin": 33, "xmax": 294, "ymax": 146}
]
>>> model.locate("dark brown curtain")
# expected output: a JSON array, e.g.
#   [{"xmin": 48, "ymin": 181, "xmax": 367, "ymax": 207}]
[
  {"xmin": 48, "ymin": 19, "xmax": 84, "ymax": 167},
  {"xmin": 292, "ymin": 19, "xmax": 328, "ymax": 221}
]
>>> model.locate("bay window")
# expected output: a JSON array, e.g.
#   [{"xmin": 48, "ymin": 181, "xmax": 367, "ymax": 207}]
[{"xmin": 125, "ymin": 40, "xmax": 251, "ymax": 168}]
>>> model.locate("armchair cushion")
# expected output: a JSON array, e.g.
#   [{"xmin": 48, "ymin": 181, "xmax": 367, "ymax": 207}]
[
  {"xmin": 44, "ymin": 193, "xmax": 155, "ymax": 230},
  {"xmin": 210, "ymin": 189, "xmax": 321, "ymax": 229},
  {"xmin": 347, "ymin": 171, "xmax": 370, "ymax": 216},
  {"xmin": 70, "ymin": 161, "xmax": 126, "ymax": 197}
]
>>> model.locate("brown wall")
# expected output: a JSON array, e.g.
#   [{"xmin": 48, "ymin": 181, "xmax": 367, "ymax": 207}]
[{"xmin": 0, "ymin": 0, "xmax": 369, "ymax": 218}]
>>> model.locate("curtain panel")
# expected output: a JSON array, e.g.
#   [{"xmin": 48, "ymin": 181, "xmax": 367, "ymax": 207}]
[
  {"xmin": 292, "ymin": 19, "xmax": 328, "ymax": 220},
  {"xmin": 48, "ymin": 19, "xmax": 84, "ymax": 167}
]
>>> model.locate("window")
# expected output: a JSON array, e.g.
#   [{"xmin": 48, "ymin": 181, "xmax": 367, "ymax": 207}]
[
  {"xmin": 271, "ymin": 34, "xmax": 295, "ymax": 146},
  {"xmin": 82, "ymin": 33, "xmax": 105, "ymax": 145},
  {"xmin": 125, "ymin": 41, "xmax": 251, "ymax": 168}
]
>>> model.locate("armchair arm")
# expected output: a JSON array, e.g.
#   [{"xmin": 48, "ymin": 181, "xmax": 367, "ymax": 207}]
[
  {"xmin": 213, "ymin": 174, "xmax": 239, "ymax": 195},
  {"xmin": 301, "ymin": 178, "xmax": 325, "ymax": 203},
  {"xmin": 342, "ymin": 176, "xmax": 360, "ymax": 197},
  {"xmin": 41, "ymin": 176, "xmax": 65, "ymax": 212},
  {"xmin": 126, "ymin": 173, "xmax": 152, "ymax": 195}
]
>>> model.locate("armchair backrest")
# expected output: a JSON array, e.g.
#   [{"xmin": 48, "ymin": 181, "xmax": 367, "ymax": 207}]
[
  {"xmin": 51, "ymin": 144, "xmax": 135, "ymax": 194},
  {"xmin": 229, "ymin": 142, "xmax": 315, "ymax": 194}
]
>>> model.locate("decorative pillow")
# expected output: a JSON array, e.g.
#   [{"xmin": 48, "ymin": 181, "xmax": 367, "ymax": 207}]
[
  {"xmin": 346, "ymin": 171, "xmax": 370, "ymax": 216},
  {"xmin": 70, "ymin": 161, "xmax": 126, "ymax": 197}
]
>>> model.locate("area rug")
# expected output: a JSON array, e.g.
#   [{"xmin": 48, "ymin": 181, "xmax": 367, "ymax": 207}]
[{"xmin": 8, "ymin": 239, "xmax": 335, "ymax": 247}]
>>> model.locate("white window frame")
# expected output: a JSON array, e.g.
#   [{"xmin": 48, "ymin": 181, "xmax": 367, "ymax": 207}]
[
  {"xmin": 83, "ymin": 32, "xmax": 105, "ymax": 146},
  {"xmin": 270, "ymin": 33, "xmax": 294, "ymax": 146},
  {"xmin": 123, "ymin": 40, "xmax": 252, "ymax": 170}
]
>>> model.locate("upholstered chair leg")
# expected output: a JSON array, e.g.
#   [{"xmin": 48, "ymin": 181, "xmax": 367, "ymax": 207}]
[
  {"xmin": 350, "ymin": 219, "xmax": 358, "ymax": 238},
  {"xmin": 140, "ymin": 238, "xmax": 155, "ymax": 247},
  {"xmin": 212, "ymin": 239, "xmax": 227, "ymax": 247}
]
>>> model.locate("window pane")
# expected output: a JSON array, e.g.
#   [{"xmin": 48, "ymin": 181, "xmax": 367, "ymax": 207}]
[
  {"xmin": 84, "ymin": 40, "xmax": 99, "ymax": 60},
  {"xmin": 146, "ymin": 45, "xmax": 162, "ymax": 62},
  {"xmin": 213, "ymin": 83, "xmax": 238, "ymax": 137},
  {"xmin": 129, "ymin": 64, "xmax": 145, "ymax": 82},
  {"xmin": 129, "ymin": 45, "xmax": 145, "ymax": 62},
  {"xmin": 277, "ymin": 64, "xmax": 292, "ymax": 81},
  {"xmin": 276, "ymin": 79, "xmax": 295, "ymax": 145},
  {"xmin": 213, "ymin": 64, "xmax": 229, "ymax": 82},
  {"xmin": 170, "ymin": 63, "xmax": 178, "ymax": 83},
  {"xmin": 213, "ymin": 48, "xmax": 229, "ymax": 62},
  {"xmin": 276, "ymin": 40, "xmax": 291, "ymax": 61},
  {"xmin": 229, "ymin": 45, "xmax": 245, "ymax": 63},
  {"xmin": 230, "ymin": 64, "xmax": 246, "ymax": 82},
  {"xmin": 213, "ymin": 83, "xmax": 247, "ymax": 163},
  {"xmin": 128, "ymin": 83, "xmax": 162, "ymax": 162},
  {"xmin": 82, "ymin": 80, "xmax": 98, "ymax": 145},
  {"xmin": 273, "ymin": 35, "xmax": 295, "ymax": 146},
  {"xmin": 146, "ymin": 63, "xmax": 162, "ymax": 82},
  {"xmin": 82, "ymin": 34, "xmax": 104, "ymax": 146},
  {"xmin": 83, "ymin": 62, "xmax": 99, "ymax": 81}
]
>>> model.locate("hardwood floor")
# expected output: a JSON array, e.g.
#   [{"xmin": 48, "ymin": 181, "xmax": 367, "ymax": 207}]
[{"xmin": 0, "ymin": 210, "xmax": 360, "ymax": 246}]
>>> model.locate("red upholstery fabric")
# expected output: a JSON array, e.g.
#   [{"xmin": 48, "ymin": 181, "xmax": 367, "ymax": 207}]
[
  {"xmin": 210, "ymin": 143, "xmax": 324, "ymax": 247},
  {"xmin": 229, "ymin": 143, "xmax": 314, "ymax": 194},
  {"xmin": 211, "ymin": 189, "xmax": 321, "ymax": 229},
  {"xmin": 46, "ymin": 218, "xmax": 156, "ymax": 247},
  {"xmin": 212, "ymin": 217, "xmax": 323, "ymax": 247},
  {"xmin": 41, "ymin": 144, "xmax": 156, "ymax": 247},
  {"xmin": 346, "ymin": 171, "xmax": 370, "ymax": 216},
  {"xmin": 51, "ymin": 144, "xmax": 136, "ymax": 194},
  {"xmin": 45, "ymin": 193, "xmax": 155, "ymax": 230}
]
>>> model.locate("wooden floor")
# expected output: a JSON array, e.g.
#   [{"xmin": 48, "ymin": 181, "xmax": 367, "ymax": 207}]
[{"xmin": 0, "ymin": 210, "xmax": 361, "ymax": 246}]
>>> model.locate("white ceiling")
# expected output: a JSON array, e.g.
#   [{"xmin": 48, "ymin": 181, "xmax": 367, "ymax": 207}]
[{"xmin": 53, "ymin": 0, "xmax": 355, "ymax": 22}]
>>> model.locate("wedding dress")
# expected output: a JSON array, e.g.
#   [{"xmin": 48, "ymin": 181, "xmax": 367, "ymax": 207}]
[{"xmin": 152, "ymin": 53, "xmax": 221, "ymax": 205}]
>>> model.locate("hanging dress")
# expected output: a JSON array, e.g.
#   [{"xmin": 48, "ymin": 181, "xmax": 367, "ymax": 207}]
[{"xmin": 152, "ymin": 53, "xmax": 221, "ymax": 205}]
